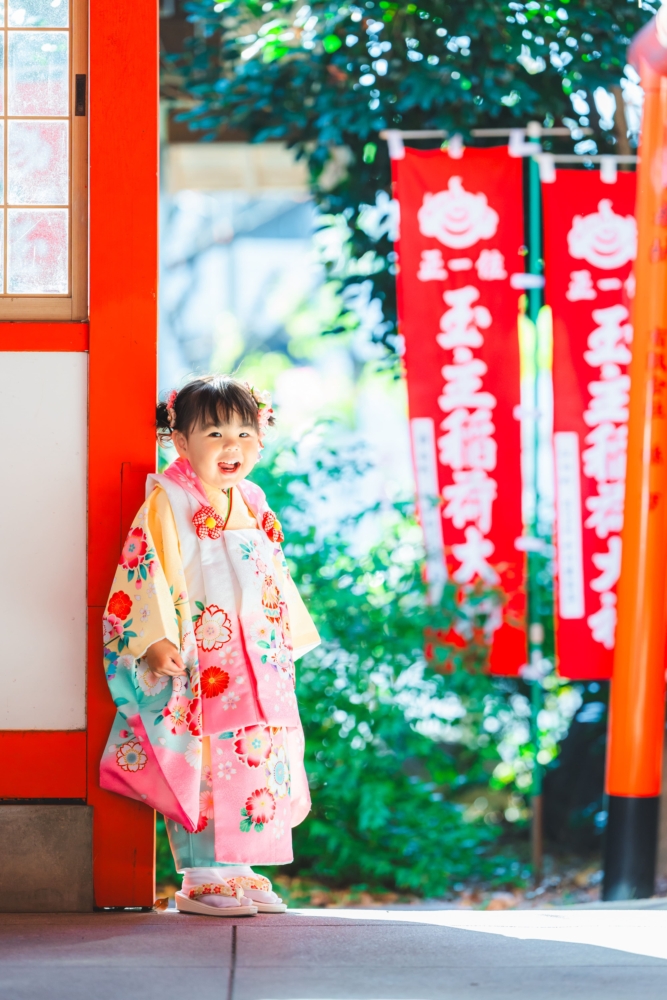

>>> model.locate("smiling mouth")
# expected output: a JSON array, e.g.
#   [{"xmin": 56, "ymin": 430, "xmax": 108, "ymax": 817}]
[{"xmin": 218, "ymin": 461, "xmax": 241, "ymax": 475}]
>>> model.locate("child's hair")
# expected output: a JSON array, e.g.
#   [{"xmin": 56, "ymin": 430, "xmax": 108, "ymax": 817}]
[{"xmin": 156, "ymin": 375, "xmax": 275, "ymax": 440}]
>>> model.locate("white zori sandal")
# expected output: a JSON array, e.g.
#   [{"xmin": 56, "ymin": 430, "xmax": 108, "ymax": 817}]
[
  {"xmin": 175, "ymin": 867, "xmax": 287, "ymax": 916},
  {"xmin": 175, "ymin": 880, "xmax": 258, "ymax": 917}
]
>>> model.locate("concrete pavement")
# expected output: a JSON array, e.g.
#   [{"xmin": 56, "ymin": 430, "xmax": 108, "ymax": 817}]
[{"xmin": 1, "ymin": 907, "xmax": 667, "ymax": 999}]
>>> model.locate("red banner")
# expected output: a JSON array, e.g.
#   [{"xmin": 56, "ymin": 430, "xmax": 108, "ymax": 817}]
[
  {"xmin": 544, "ymin": 169, "xmax": 637, "ymax": 680},
  {"xmin": 393, "ymin": 146, "xmax": 526, "ymax": 675}
]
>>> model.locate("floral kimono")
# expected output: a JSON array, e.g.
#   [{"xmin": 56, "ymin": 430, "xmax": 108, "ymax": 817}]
[{"xmin": 100, "ymin": 456, "xmax": 320, "ymax": 867}]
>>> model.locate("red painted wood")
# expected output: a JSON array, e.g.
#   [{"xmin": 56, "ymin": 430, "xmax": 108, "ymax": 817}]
[
  {"xmin": 0, "ymin": 322, "xmax": 89, "ymax": 351},
  {"xmin": 0, "ymin": 732, "xmax": 86, "ymax": 798},
  {"xmin": 88, "ymin": 0, "xmax": 158, "ymax": 907}
]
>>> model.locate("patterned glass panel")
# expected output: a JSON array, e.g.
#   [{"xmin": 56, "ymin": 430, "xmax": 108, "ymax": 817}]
[
  {"xmin": 8, "ymin": 30, "xmax": 68, "ymax": 116},
  {"xmin": 8, "ymin": 120, "xmax": 68, "ymax": 204},
  {"xmin": 0, "ymin": 122, "xmax": 5, "ymax": 204},
  {"xmin": 0, "ymin": 35, "xmax": 4, "ymax": 117},
  {"xmin": 7, "ymin": 207, "xmax": 68, "ymax": 292},
  {"xmin": 9, "ymin": 0, "xmax": 68, "ymax": 28},
  {"xmin": 0, "ymin": 211, "xmax": 5, "ymax": 290}
]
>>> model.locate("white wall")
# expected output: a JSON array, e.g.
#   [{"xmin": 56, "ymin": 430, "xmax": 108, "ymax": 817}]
[{"xmin": 0, "ymin": 352, "xmax": 87, "ymax": 729}]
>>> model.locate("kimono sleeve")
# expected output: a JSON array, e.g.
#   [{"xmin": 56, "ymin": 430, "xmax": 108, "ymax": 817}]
[
  {"xmin": 103, "ymin": 487, "xmax": 182, "ymax": 674},
  {"xmin": 279, "ymin": 565, "xmax": 320, "ymax": 661}
]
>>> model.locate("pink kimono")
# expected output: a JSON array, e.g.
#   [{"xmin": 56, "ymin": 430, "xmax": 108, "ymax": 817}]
[{"xmin": 100, "ymin": 457, "xmax": 319, "ymax": 866}]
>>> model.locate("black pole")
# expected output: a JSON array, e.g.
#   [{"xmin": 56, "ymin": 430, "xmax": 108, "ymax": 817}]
[{"xmin": 602, "ymin": 795, "xmax": 659, "ymax": 900}]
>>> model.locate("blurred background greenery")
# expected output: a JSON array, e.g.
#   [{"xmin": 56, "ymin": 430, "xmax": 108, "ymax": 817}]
[{"xmin": 154, "ymin": 0, "xmax": 639, "ymax": 902}]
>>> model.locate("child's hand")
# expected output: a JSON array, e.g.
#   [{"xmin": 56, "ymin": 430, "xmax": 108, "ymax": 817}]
[{"xmin": 145, "ymin": 638, "xmax": 187, "ymax": 677}]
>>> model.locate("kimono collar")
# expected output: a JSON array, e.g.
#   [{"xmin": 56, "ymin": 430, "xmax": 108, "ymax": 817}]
[
  {"xmin": 162, "ymin": 457, "xmax": 283, "ymax": 543},
  {"xmin": 162, "ymin": 457, "xmax": 209, "ymax": 506}
]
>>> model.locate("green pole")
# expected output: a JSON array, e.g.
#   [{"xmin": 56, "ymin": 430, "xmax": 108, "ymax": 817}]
[{"xmin": 526, "ymin": 122, "xmax": 545, "ymax": 885}]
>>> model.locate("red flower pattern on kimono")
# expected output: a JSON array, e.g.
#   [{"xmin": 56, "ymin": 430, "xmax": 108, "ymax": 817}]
[
  {"xmin": 201, "ymin": 666, "xmax": 229, "ymax": 698},
  {"xmin": 195, "ymin": 812, "xmax": 209, "ymax": 833},
  {"xmin": 245, "ymin": 787, "xmax": 276, "ymax": 826},
  {"xmin": 107, "ymin": 591, "xmax": 133, "ymax": 619},
  {"xmin": 262, "ymin": 509, "xmax": 284, "ymax": 543},
  {"xmin": 192, "ymin": 505, "xmax": 225, "ymax": 539},
  {"xmin": 119, "ymin": 527, "xmax": 149, "ymax": 569},
  {"xmin": 195, "ymin": 605, "xmax": 232, "ymax": 650},
  {"xmin": 234, "ymin": 725, "xmax": 272, "ymax": 767},
  {"xmin": 186, "ymin": 700, "xmax": 203, "ymax": 736}
]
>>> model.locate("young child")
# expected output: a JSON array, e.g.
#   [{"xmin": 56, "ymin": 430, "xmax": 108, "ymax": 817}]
[{"xmin": 100, "ymin": 376, "xmax": 320, "ymax": 916}]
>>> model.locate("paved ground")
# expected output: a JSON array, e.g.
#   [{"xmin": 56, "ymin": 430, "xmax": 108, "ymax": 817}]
[{"xmin": 2, "ymin": 906, "xmax": 667, "ymax": 999}]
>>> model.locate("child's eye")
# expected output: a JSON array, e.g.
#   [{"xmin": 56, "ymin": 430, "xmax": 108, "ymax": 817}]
[
  {"xmin": 239, "ymin": 432, "xmax": 249, "ymax": 438},
  {"xmin": 208, "ymin": 431, "xmax": 222, "ymax": 438}
]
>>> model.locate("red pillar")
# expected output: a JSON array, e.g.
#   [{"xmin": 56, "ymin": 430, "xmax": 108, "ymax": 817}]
[
  {"xmin": 87, "ymin": 0, "xmax": 159, "ymax": 907},
  {"xmin": 604, "ymin": 15, "xmax": 667, "ymax": 900}
]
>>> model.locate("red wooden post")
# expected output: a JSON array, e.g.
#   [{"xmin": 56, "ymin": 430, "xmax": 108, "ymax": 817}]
[{"xmin": 87, "ymin": 0, "xmax": 159, "ymax": 906}]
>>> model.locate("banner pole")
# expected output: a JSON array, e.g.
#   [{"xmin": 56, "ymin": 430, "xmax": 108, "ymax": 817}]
[
  {"xmin": 602, "ymin": 17, "xmax": 667, "ymax": 901},
  {"xmin": 526, "ymin": 123, "xmax": 546, "ymax": 885}
]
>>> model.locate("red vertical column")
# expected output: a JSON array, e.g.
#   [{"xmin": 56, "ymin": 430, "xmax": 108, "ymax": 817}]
[
  {"xmin": 88, "ymin": 0, "xmax": 159, "ymax": 906},
  {"xmin": 604, "ymin": 16, "xmax": 667, "ymax": 901}
]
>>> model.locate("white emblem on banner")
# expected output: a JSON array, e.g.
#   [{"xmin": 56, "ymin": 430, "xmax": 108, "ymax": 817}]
[
  {"xmin": 554, "ymin": 432, "xmax": 585, "ymax": 620},
  {"xmin": 567, "ymin": 198, "xmax": 637, "ymax": 270},
  {"xmin": 418, "ymin": 176, "xmax": 499, "ymax": 248}
]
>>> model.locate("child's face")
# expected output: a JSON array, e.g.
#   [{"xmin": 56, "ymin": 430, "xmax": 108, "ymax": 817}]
[{"xmin": 172, "ymin": 413, "xmax": 260, "ymax": 490}]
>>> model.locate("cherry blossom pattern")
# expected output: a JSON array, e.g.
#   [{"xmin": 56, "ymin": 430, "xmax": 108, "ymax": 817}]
[
  {"xmin": 107, "ymin": 591, "xmax": 132, "ymax": 619},
  {"xmin": 119, "ymin": 526, "xmax": 155, "ymax": 586},
  {"xmin": 136, "ymin": 661, "xmax": 169, "ymax": 698},
  {"xmin": 161, "ymin": 696, "xmax": 190, "ymax": 736},
  {"xmin": 262, "ymin": 509, "xmax": 284, "ymax": 543},
  {"xmin": 200, "ymin": 666, "xmax": 230, "ymax": 698},
  {"xmin": 217, "ymin": 758, "xmax": 236, "ymax": 781},
  {"xmin": 265, "ymin": 747, "xmax": 289, "ymax": 798},
  {"xmin": 194, "ymin": 604, "xmax": 232, "ymax": 650},
  {"xmin": 240, "ymin": 787, "xmax": 276, "ymax": 832},
  {"xmin": 102, "ymin": 612, "xmax": 137, "ymax": 652},
  {"xmin": 116, "ymin": 739, "xmax": 147, "ymax": 772},
  {"xmin": 234, "ymin": 726, "xmax": 272, "ymax": 767},
  {"xmin": 192, "ymin": 505, "xmax": 225, "ymax": 539}
]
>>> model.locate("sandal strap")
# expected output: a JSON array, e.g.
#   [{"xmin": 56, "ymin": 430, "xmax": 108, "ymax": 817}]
[
  {"xmin": 188, "ymin": 882, "xmax": 235, "ymax": 900},
  {"xmin": 187, "ymin": 874, "xmax": 272, "ymax": 900},
  {"xmin": 228, "ymin": 874, "xmax": 272, "ymax": 893}
]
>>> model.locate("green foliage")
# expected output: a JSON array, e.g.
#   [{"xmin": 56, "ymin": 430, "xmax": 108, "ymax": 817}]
[
  {"xmin": 250, "ymin": 437, "xmax": 530, "ymax": 894},
  {"xmin": 170, "ymin": 0, "xmax": 651, "ymax": 350}
]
